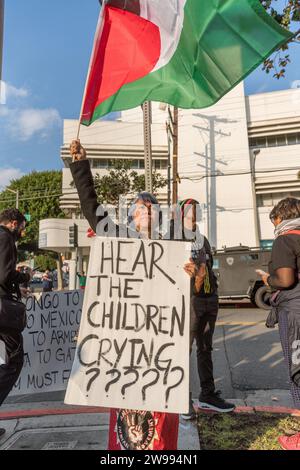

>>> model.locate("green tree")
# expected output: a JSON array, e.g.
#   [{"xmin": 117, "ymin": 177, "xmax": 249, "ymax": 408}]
[
  {"xmin": 93, "ymin": 160, "xmax": 167, "ymax": 206},
  {"xmin": 34, "ymin": 253, "xmax": 57, "ymax": 272},
  {"xmin": 0, "ymin": 170, "xmax": 65, "ymax": 252},
  {"xmin": 131, "ymin": 170, "xmax": 168, "ymax": 196},
  {"xmin": 94, "ymin": 160, "xmax": 132, "ymax": 206},
  {"xmin": 261, "ymin": 0, "xmax": 300, "ymax": 78}
]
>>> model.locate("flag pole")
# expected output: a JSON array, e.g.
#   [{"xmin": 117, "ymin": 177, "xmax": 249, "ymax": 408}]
[{"xmin": 76, "ymin": 1, "xmax": 104, "ymax": 140}]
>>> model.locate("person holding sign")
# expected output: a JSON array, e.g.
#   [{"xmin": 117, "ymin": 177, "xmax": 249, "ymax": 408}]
[
  {"xmin": 69, "ymin": 140, "xmax": 193, "ymax": 451},
  {"xmin": 171, "ymin": 199, "xmax": 235, "ymax": 418}
]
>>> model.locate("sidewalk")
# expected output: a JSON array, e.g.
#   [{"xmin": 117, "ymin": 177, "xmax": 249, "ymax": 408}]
[
  {"xmin": 0, "ymin": 401, "xmax": 199, "ymax": 451},
  {"xmin": 1, "ymin": 390, "xmax": 299, "ymax": 451}
]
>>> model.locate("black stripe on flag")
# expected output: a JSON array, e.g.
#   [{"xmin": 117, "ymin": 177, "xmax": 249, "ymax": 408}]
[{"xmin": 106, "ymin": 0, "xmax": 140, "ymax": 16}]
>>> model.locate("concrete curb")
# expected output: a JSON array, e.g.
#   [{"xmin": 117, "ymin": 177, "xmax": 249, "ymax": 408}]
[
  {"xmin": 0, "ymin": 407, "xmax": 109, "ymax": 421},
  {"xmin": 1, "ymin": 404, "xmax": 299, "ymax": 422},
  {"xmin": 196, "ymin": 404, "xmax": 300, "ymax": 417}
]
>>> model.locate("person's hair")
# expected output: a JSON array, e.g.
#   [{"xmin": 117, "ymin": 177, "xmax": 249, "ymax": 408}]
[
  {"xmin": 0, "ymin": 208, "xmax": 26, "ymax": 226},
  {"xmin": 131, "ymin": 192, "xmax": 159, "ymax": 207},
  {"xmin": 179, "ymin": 198, "xmax": 201, "ymax": 222},
  {"xmin": 269, "ymin": 197, "xmax": 300, "ymax": 221},
  {"xmin": 128, "ymin": 192, "xmax": 161, "ymax": 224}
]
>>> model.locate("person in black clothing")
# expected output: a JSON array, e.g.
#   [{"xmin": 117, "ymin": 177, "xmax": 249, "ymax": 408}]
[
  {"xmin": 42, "ymin": 270, "xmax": 53, "ymax": 292},
  {"xmin": 0, "ymin": 209, "xmax": 31, "ymax": 439},
  {"xmin": 175, "ymin": 199, "xmax": 235, "ymax": 418},
  {"xmin": 257, "ymin": 197, "xmax": 300, "ymax": 450}
]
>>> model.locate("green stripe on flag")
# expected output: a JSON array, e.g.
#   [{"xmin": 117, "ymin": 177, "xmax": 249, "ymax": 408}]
[{"xmin": 82, "ymin": 0, "xmax": 293, "ymax": 125}]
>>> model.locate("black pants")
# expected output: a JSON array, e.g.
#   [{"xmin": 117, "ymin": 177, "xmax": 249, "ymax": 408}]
[
  {"xmin": 190, "ymin": 295, "xmax": 218, "ymax": 398},
  {"xmin": 0, "ymin": 329, "xmax": 24, "ymax": 406}
]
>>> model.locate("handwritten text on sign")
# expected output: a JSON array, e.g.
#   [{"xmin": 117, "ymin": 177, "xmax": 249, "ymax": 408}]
[
  {"xmin": 0, "ymin": 291, "xmax": 83, "ymax": 396},
  {"xmin": 65, "ymin": 238, "xmax": 190, "ymax": 414}
]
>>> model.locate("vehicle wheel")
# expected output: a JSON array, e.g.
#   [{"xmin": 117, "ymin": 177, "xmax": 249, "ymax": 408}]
[{"xmin": 254, "ymin": 286, "xmax": 271, "ymax": 310}]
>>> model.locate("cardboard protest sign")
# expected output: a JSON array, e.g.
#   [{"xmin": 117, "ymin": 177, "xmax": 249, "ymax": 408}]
[
  {"xmin": 0, "ymin": 291, "xmax": 83, "ymax": 395},
  {"xmin": 65, "ymin": 237, "xmax": 190, "ymax": 414}
]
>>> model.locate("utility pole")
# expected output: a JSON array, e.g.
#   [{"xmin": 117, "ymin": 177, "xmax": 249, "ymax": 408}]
[
  {"xmin": 250, "ymin": 149, "xmax": 261, "ymax": 247},
  {"xmin": 7, "ymin": 188, "xmax": 19, "ymax": 209},
  {"xmin": 172, "ymin": 107, "xmax": 179, "ymax": 204},
  {"xmin": 166, "ymin": 118, "xmax": 172, "ymax": 208},
  {"xmin": 166, "ymin": 106, "xmax": 179, "ymax": 205},
  {"xmin": 143, "ymin": 101, "xmax": 153, "ymax": 193}
]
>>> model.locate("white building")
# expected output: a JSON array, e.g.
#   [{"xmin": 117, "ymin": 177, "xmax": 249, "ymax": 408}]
[{"xmin": 40, "ymin": 83, "xmax": 300, "ymax": 268}]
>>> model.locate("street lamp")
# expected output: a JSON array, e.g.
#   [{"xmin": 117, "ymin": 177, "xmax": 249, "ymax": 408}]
[{"xmin": 7, "ymin": 188, "xmax": 19, "ymax": 209}]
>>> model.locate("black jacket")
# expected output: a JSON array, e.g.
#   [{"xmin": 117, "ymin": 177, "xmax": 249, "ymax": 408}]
[
  {"xmin": 70, "ymin": 159, "xmax": 143, "ymax": 238},
  {"xmin": 0, "ymin": 226, "xmax": 30, "ymax": 298}
]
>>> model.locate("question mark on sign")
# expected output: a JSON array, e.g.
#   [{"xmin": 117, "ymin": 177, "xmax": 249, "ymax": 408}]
[
  {"xmin": 121, "ymin": 368, "xmax": 139, "ymax": 398},
  {"xmin": 165, "ymin": 367, "xmax": 184, "ymax": 408},
  {"xmin": 86, "ymin": 368, "xmax": 100, "ymax": 396},
  {"xmin": 105, "ymin": 369, "xmax": 122, "ymax": 396},
  {"xmin": 142, "ymin": 369, "xmax": 160, "ymax": 402}
]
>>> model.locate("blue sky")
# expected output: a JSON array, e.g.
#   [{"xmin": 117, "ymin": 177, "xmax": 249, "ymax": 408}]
[{"xmin": 0, "ymin": 0, "xmax": 299, "ymax": 188}]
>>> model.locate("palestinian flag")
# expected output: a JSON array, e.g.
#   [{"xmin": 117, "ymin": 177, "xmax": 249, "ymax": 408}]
[{"xmin": 80, "ymin": 0, "xmax": 293, "ymax": 126}]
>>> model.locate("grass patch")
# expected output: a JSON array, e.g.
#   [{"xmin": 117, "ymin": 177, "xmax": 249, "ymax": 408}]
[{"xmin": 198, "ymin": 412, "xmax": 300, "ymax": 450}]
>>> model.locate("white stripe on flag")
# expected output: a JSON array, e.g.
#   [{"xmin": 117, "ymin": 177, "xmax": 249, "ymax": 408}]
[{"xmin": 140, "ymin": 0, "xmax": 187, "ymax": 73}]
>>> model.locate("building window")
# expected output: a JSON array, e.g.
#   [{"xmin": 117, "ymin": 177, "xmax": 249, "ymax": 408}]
[
  {"xmin": 250, "ymin": 132, "xmax": 300, "ymax": 149},
  {"xmin": 213, "ymin": 259, "xmax": 220, "ymax": 269},
  {"xmin": 91, "ymin": 158, "xmax": 167, "ymax": 171},
  {"xmin": 92, "ymin": 159, "xmax": 108, "ymax": 169},
  {"xmin": 131, "ymin": 160, "xmax": 139, "ymax": 169},
  {"xmin": 287, "ymin": 134, "xmax": 298, "ymax": 145},
  {"xmin": 260, "ymin": 240, "xmax": 273, "ymax": 250},
  {"xmin": 257, "ymin": 191, "xmax": 300, "ymax": 208},
  {"xmin": 153, "ymin": 160, "xmax": 167, "ymax": 170}
]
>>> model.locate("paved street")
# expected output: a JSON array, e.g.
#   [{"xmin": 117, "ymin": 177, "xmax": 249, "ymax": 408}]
[{"xmin": 191, "ymin": 306, "xmax": 293, "ymax": 408}]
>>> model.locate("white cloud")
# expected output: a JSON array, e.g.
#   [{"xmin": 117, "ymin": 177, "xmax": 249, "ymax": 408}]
[
  {"xmin": 5, "ymin": 83, "xmax": 29, "ymax": 100},
  {"xmin": 0, "ymin": 82, "xmax": 61, "ymax": 141},
  {"xmin": 255, "ymin": 82, "xmax": 269, "ymax": 94},
  {"xmin": 0, "ymin": 82, "xmax": 29, "ymax": 105},
  {"xmin": 291, "ymin": 80, "xmax": 300, "ymax": 89},
  {"xmin": 1, "ymin": 107, "xmax": 62, "ymax": 141},
  {"xmin": 0, "ymin": 106, "xmax": 9, "ymax": 117},
  {"xmin": 14, "ymin": 108, "xmax": 62, "ymax": 141},
  {"xmin": 0, "ymin": 168, "xmax": 24, "ymax": 190}
]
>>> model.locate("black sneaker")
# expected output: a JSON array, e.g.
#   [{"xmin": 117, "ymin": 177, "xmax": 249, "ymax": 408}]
[
  {"xmin": 198, "ymin": 391, "xmax": 235, "ymax": 413},
  {"xmin": 180, "ymin": 399, "xmax": 197, "ymax": 420},
  {"xmin": 0, "ymin": 428, "xmax": 6, "ymax": 438}
]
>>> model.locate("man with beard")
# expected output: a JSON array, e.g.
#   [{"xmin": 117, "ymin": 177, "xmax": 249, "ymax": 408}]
[{"xmin": 0, "ymin": 209, "xmax": 31, "ymax": 438}]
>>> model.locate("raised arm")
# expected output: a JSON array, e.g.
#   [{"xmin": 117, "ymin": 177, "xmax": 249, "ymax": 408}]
[{"xmin": 69, "ymin": 140, "xmax": 113, "ymax": 234}]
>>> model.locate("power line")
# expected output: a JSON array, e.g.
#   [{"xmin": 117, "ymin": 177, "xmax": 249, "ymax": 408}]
[{"xmin": 0, "ymin": 165, "xmax": 299, "ymax": 205}]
